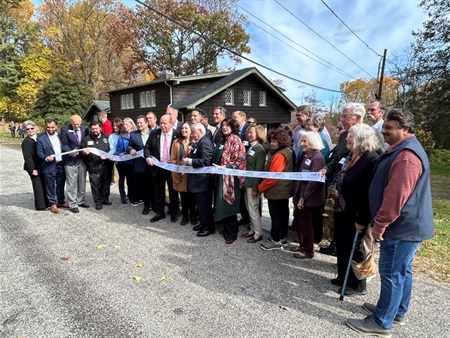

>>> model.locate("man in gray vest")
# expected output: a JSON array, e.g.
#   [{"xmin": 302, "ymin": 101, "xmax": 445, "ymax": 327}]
[{"xmin": 346, "ymin": 109, "xmax": 434, "ymax": 337}]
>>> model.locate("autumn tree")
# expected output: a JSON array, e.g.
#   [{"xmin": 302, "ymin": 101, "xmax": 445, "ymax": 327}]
[
  {"xmin": 34, "ymin": 68, "xmax": 91, "ymax": 124},
  {"xmin": 339, "ymin": 77, "xmax": 398, "ymax": 107},
  {"xmin": 411, "ymin": 0, "xmax": 450, "ymax": 148},
  {"xmin": 37, "ymin": 0, "xmax": 132, "ymax": 98},
  {"xmin": 132, "ymin": 0, "xmax": 250, "ymax": 77},
  {"xmin": 0, "ymin": 0, "xmax": 38, "ymax": 118}
]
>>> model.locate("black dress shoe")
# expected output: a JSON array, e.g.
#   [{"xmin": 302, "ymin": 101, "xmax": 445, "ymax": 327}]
[
  {"xmin": 150, "ymin": 213, "xmax": 166, "ymax": 222},
  {"xmin": 142, "ymin": 206, "xmax": 150, "ymax": 215},
  {"xmin": 190, "ymin": 218, "xmax": 198, "ymax": 226},
  {"xmin": 79, "ymin": 203, "xmax": 90, "ymax": 208},
  {"xmin": 337, "ymin": 287, "xmax": 368, "ymax": 297},
  {"xmin": 102, "ymin": 200, "xmax": 112, "ymax": 205},
  {"xmin": 95, "ymin": 205, "xmax": 102, "ymax": 210},
  {"xmin": 331, "ymin": 278, "xmax": 343, "ymax": 287},
  {"xmin": 180, "ymin": 217, "xmax": 189, "ymax": 225},
  {"xmin": 193, "ymin": 224, "xmax": 203, "ymax": 231},
  {"xmin": 171, "ymin": 214, "xmax": 178, "ymax": 222},
  {"xmin": 70, "ymin": 207, "xmax": 79, "ymax": 213},
  {"xmin": 197, "ymin": 230, "xmax": 214, "ymax": 237}
]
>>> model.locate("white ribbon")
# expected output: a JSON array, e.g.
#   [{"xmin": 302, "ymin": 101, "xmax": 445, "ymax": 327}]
[{"xmin": 51, "ymin": 148, "xmax": 325, "ymax": 182}]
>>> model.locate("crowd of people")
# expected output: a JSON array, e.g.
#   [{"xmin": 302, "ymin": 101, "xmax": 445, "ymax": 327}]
[{"xmin": 20, "ymin": 101, "xmax": 433, "ymax": 337}]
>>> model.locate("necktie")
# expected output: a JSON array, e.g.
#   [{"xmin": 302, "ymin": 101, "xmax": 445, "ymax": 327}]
[
  {"xmin": 74, "ymin": 130, "xmax": 80, "ymax": 144},
  {"xmin": 163, "ymin": 133, "xmax": 169, "ymax": 163}
]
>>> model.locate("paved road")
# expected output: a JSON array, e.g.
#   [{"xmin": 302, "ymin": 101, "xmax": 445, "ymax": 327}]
[{"xmin": 1, "ymin": 143, "xmax": 449, "ymax": 337}]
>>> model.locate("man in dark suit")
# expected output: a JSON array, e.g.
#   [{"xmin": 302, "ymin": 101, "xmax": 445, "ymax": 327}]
[
  {"xmin": 182, "ymin": 123, "xmax": 215, "ymax": 237},
  {"xmin": 146, "ymin": 111, "xmax": 160, "ymax": 132},
  {"xmin": 60, "ymin": 115, "xmax": 90, "ymax": 213},
  {"xmin": 166, "ymin": 106, "xmax": 183, "ymax": 132},
  {"xmin": 144, "ymin": 114, "xmax": 180, "ymax": 222},
  {"xmin": 36, "ymin": 118, "xmax": 67, "ymax": 213},
  {"xmin": 128, "ymin": 115, "xmax": 154, "ymax": 214},
  {"xmin": 212, "ymin": 106, "xmax": 226, "ymax": 145},
  {"xmin": 232, "ymin": 110, "xmax": 251, "ymax": 226}
]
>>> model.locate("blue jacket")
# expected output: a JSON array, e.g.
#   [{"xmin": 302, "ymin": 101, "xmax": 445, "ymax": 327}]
[
  {"xmin": 36, "ymin": 132, "xmax": 63, "ymax": 174},
  {"xmin": 369, "ymin": 136, "xmax": 434, "ymax": 241},
  {"xmin": 115, "ymin": 133, "xmax": 133, "ymax": 165}
]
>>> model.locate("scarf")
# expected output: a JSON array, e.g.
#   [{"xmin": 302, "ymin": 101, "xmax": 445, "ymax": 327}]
[{"xmin": 221, "ymin": 134, "xmax": 246, "ymax": 205}]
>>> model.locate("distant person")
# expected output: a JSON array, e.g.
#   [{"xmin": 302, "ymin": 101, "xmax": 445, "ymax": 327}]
[
  {"xmin": 9, "ymin": 121, "xmax": 16, "ymax": 138},
  {"xmin": 98, "ymin": 111, "xmax": 112, "ymax": 135},
  {"xmin": 17, "ymin": 123, "xmax": 25, "ymax": 138},
  {"xmin": 191, "ymin": 108, "xmax": 212, "ymax": 140},
  {"xmin": 21, "ymin": 120, "xmax": 48, "ymax": 210},
  {"xmin": 292, "ymin": 105, "xmax": 311, "ymax": 160},
  {"xmin": 246, "ymin": 117, "xmax": 256, "ymax": 124}
]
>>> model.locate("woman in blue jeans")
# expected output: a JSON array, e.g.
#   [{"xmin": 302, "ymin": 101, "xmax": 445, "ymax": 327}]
[{"xmin": 115, "ymin": 118, "xmax": 136, "ymax": 204}]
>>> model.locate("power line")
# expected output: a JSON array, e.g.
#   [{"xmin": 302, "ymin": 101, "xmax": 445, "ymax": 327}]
[
  {"xmin": 134, "ymin": 0, "xmax": 342, "ymax": 93},
  {"xmin": 320, "ymin": 0, "xmax": 382, "ymax": 57},
  {"xmin": 274, "ymin": 0, "xmax": 375, "ymax": 78},
  {"xmin": 237, "ymin": 4, "xmax": 357, "ymax": 79}
]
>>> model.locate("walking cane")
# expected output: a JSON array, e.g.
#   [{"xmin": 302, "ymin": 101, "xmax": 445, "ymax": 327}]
[{"xmin": 339, "ymin": 230, "xmax": 359, "ymax": 301}]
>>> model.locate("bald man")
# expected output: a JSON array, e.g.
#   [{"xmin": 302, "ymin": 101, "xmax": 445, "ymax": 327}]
[{"xmin": 60, "ymin": 115, "xmax": 90, "ymax": 213}]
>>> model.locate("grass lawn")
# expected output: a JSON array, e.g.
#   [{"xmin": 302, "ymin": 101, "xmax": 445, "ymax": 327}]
[{"xmin": 2, "ymin": 133, "xmax": 450, "ymax": 284}]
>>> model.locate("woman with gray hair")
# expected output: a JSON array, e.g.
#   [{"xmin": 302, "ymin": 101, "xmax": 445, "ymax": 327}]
[
  {"xmin": 331, "ymin": 123, "xmax": 380, "ymax": 296},
  {"xmin": 21, "ymin": 120, "xmax": 48, "ymax": 210},
  {"xmin": 290, "ymin": 131, "xmax": 326, "ymax": 258}
]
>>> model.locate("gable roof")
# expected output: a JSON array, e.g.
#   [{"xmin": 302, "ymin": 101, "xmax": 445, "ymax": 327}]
[
  {"xmin": 172, "ymin": 67, "xmax": 296, "ymax": 110},
  {"xmin": 106, "ymin": 71, "xmax": 233, "ymax": 94},
  {"xmin": 82, "ymin": 100, "xmax": 110, "ymax": 120}
]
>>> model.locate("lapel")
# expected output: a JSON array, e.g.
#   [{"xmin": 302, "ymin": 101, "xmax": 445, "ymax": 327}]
[{"xmin": 43, "ymin": 132, "xmax": 55, "ymax": 153}]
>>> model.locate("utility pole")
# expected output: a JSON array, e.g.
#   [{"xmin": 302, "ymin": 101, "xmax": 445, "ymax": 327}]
[{"xmin": 377, "ymin": 49, "xmax": 387, "ymax": 100}]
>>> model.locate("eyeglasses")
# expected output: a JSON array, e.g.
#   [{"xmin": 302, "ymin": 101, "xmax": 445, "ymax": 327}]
[
  {"xmin": 25, "ymin": 127, "xmax": 35, "ymax": 131},
  {"xmin": 340, "ymin": 114, "xmax": 355, "ymax": 120}
]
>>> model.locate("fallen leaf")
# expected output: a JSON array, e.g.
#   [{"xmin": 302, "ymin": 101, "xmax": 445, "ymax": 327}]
[
  {"xmin": 96, "ymin": 244, "xmax": 106, "ymax": 249},
  {"xmin": 134, "ymin": 276, "xmax": 142, "ymax": 282},
  {"xmin": 114, "ymin": 245, "xmax": 121, "ymax": 249},
  {"xmin": 60, "ymin": 256, "xmax": 70, "ymax": 261},
  {"xmin": 161, "ymin": 275, "xmax": 166, "ymax": 281},
  {"xmin": 278, "ymin": 305, "xmax": 290, "ymax": 312},
  {"xmin": 137, "ymin": 263, "xmax": 144, "ymax": 268},
  {"xmin": 303, "ymin": 278, "xmax": 311, "ymax": 283}
]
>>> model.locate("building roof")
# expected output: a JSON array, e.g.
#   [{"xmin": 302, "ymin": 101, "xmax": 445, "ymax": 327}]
[
  {"xmin": 82, "ymin": 100, "xmax": 110, "ymax": 120},
  {"xmin": 106, "ymin": 71, "xmax": 233, "ymax": 94},
  {"xmin": 172, "ymin": 67, "xmax": 296, "ymax": 110}
]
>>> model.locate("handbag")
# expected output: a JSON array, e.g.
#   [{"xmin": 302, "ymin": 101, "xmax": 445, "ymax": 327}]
[{"xmin": 352, "ymin": 239, "xmax": 378, "ymax": 280}]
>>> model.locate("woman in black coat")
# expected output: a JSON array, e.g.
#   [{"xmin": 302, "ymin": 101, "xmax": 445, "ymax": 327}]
[
  {"xmin": 21, "ymin": 120, "xmax": 48, "ymax": 210},
  {"xmin": 332, "ymin": 124, "xmax": 380, "ymax": 296}
]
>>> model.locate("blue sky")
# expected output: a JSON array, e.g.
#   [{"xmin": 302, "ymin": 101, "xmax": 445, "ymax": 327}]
[{"xmin": 33, "ymin": 0, "xmax": 428, "ymax": 106}]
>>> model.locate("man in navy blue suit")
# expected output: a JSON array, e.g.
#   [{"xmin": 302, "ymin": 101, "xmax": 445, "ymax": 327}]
[
  {"xmin": 128, "ymin": 115, "xmax": 154, "ymax": 214},
  {"xmin": 144, "ymin": 114, "xmax": 180, "ymax": 222},
  {"xmin": 60, "ymin": 115, "xmax": 90, "ymax": 213},
  {"xmin": 182, "ymin": 123, "xmax": 215, "ymax": 237},
  {"xmin": 37, "ymin": 118, "xmax": 67, "ymax": 213}
]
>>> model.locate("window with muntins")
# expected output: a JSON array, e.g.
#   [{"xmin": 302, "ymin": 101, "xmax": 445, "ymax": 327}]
[
  {"xmin": 121, "ymin": 94, "xmax": 134, "ymax": 109},
  {"xmin": 140, "ymin": 90, "xmax": 156, "ymax": 108},
  {"xmin": 259, "ymin": 91, "xmax": 266, "ymax": 106},
  {"xmin": 225, "ymin": 88, "xmax": 234, "ymax": 105},
  {"xmin": 243, "ymin": 89, "xmax": 251, "ymax": 106}
]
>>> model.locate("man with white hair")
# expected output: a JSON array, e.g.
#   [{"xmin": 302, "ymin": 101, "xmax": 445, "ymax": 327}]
[
  {"xmin": 182, "ymin": 123, "xmax": 215, "ymax": 237},
  {"xmin": 318, "ymin": 102, "xmax": 365, "ymax": 255}
]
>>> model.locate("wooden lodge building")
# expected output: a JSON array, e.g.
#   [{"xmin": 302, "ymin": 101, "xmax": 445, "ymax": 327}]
[{"xmin": 84, "ymin": 67, "xmax": 296, "ymax": 128}]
